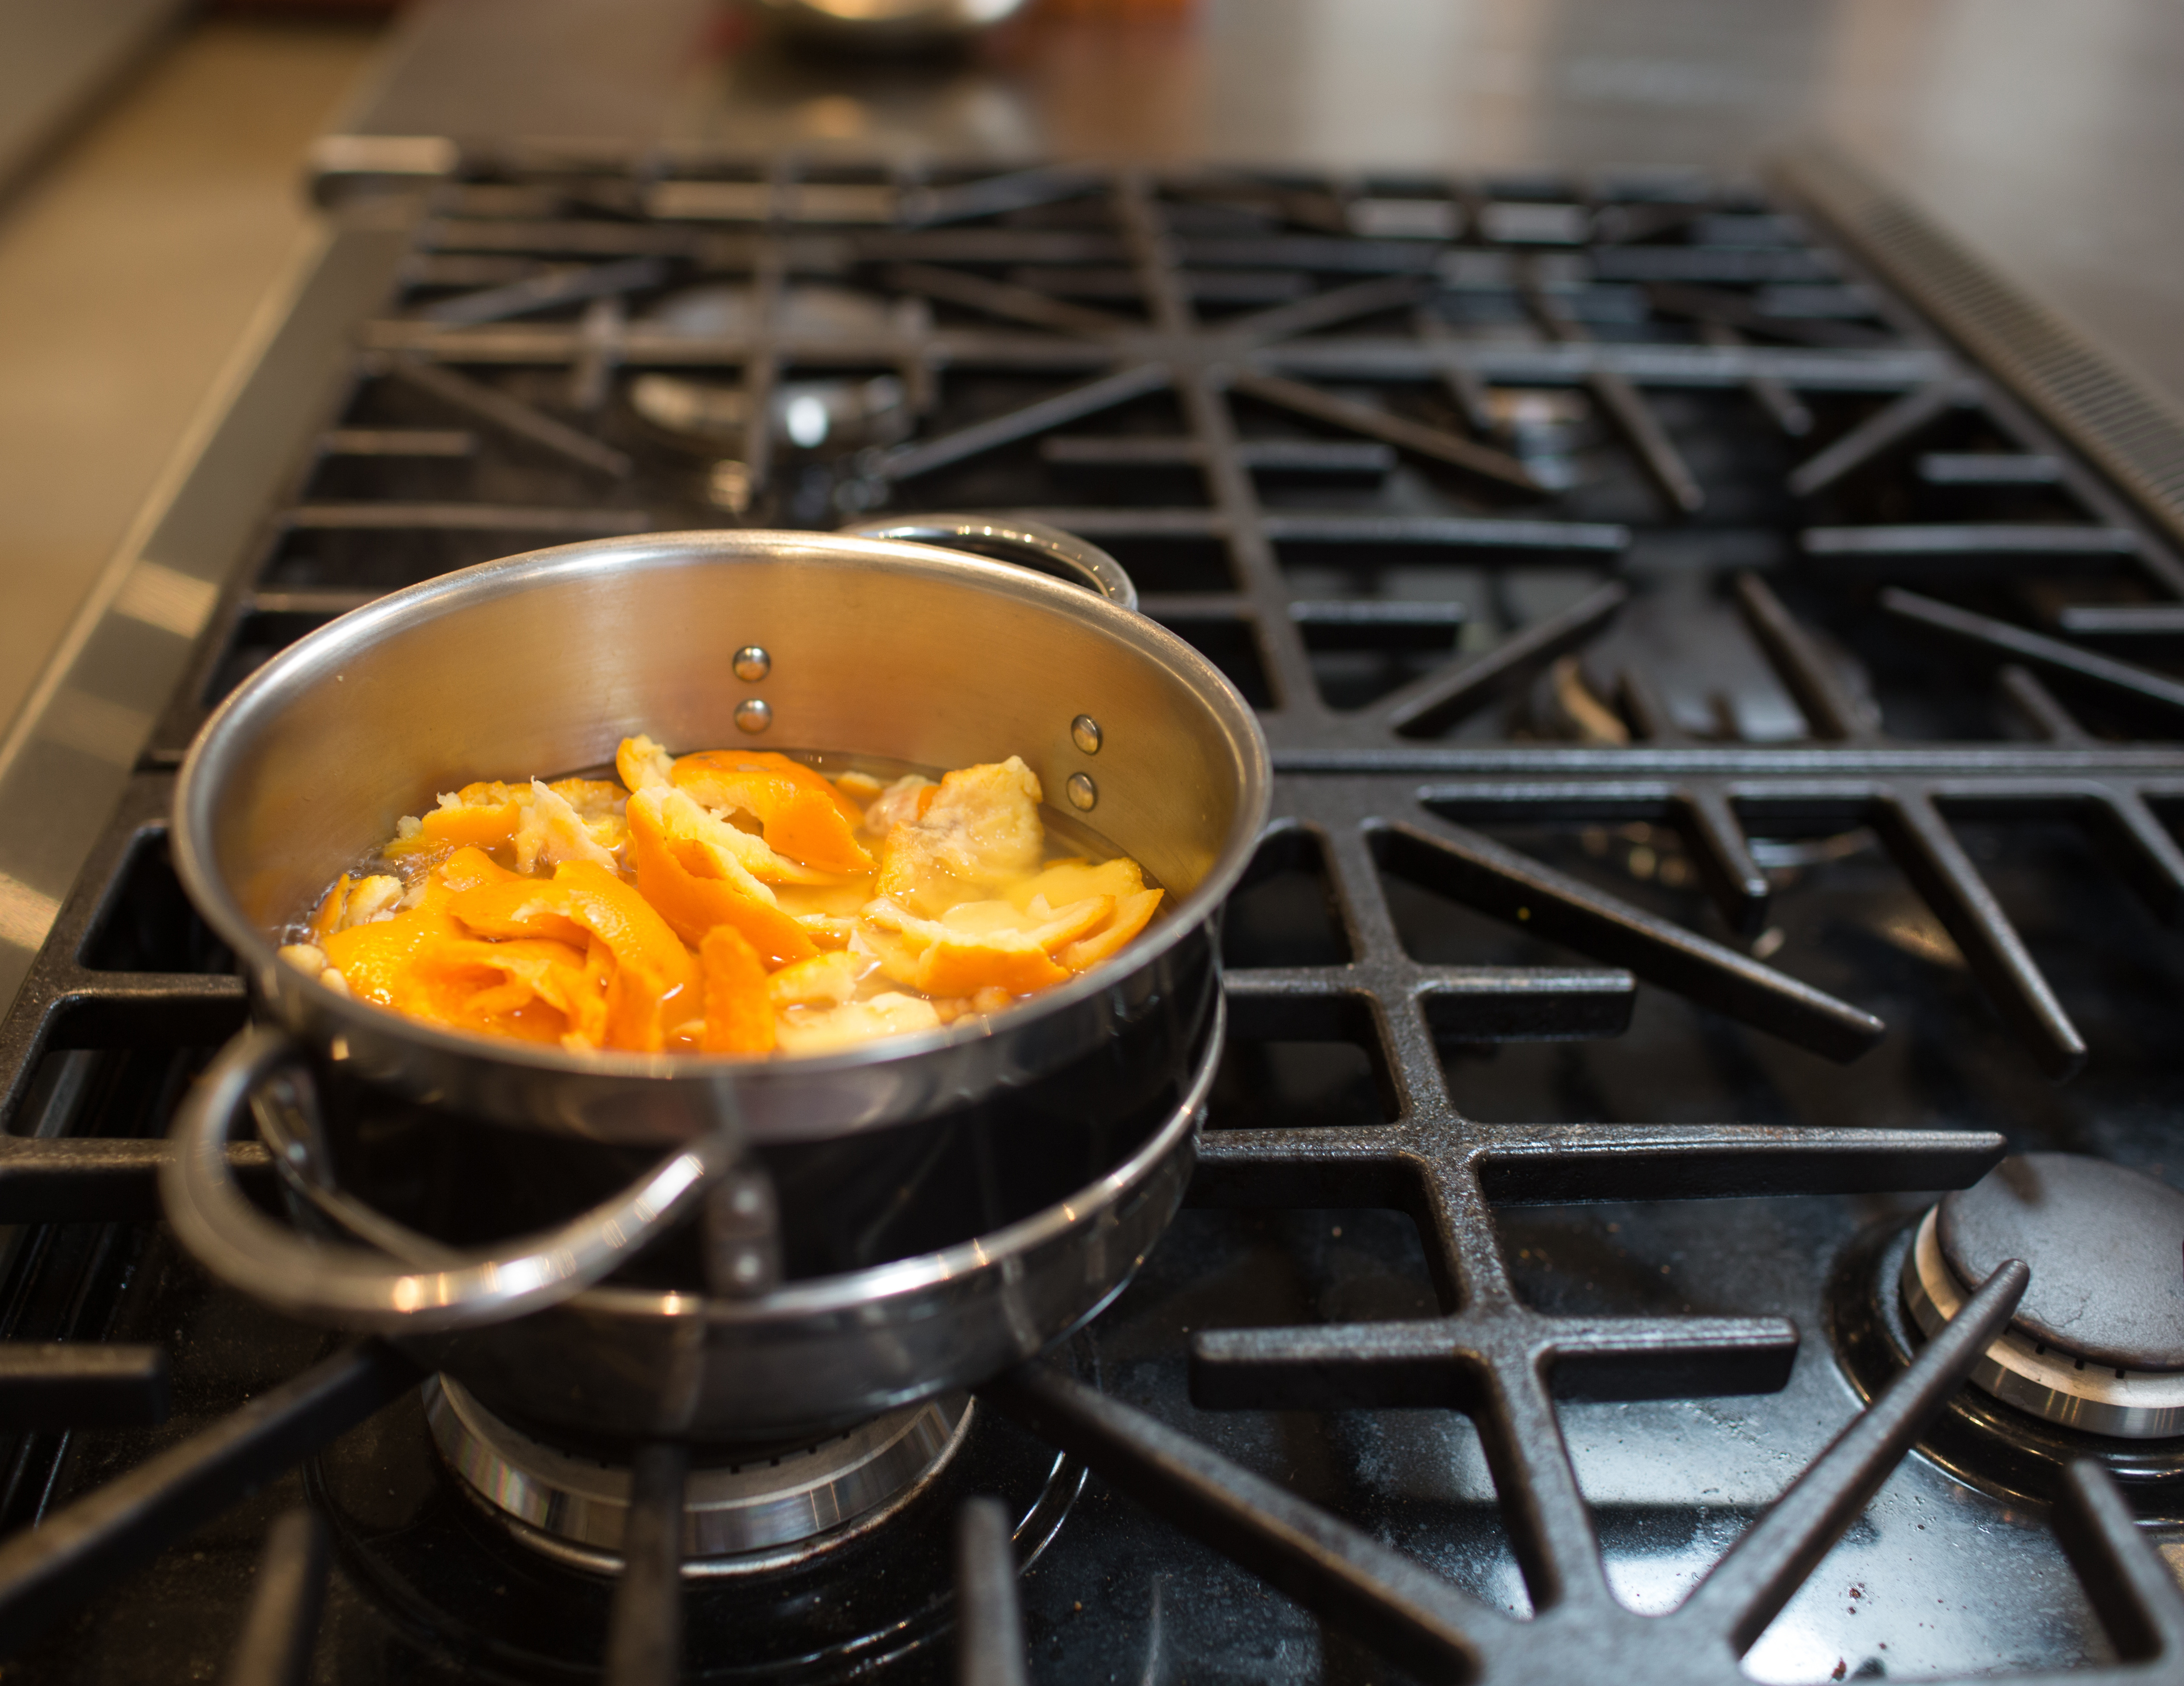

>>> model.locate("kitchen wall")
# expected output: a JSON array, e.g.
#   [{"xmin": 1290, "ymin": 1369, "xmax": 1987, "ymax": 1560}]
[{"xmin": 0, "ymin": 17, "xmax": 386, "ymax": 738}]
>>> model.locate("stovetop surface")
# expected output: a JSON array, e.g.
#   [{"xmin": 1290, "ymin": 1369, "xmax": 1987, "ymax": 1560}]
[{"xmin": 4, "ymin": 152, "xmax": 2184, "ymax": 1684}]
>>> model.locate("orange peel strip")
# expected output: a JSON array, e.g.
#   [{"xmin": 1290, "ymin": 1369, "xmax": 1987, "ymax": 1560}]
[
  {"xmin": 390, "ymin": 781, "xmax": 525, "ymax": 857},
  {"xmin": 447, "ymin": 859, "xmax": 698, "ymax": 1052},
  {"xmin": 415, "ymin": 936, "xmax": 593, "ymax": 1045},
  {"xmin": 308, "ymin": 873, "xmax": 353, "ymax": 945},
  {"xmin": 616, "ymin": 735, "xmax": 675, "ymax": 794},
  {"xmin": 673, "ymin": 750, "xmax": 872, "ymax": 874},
  {"xmin": 915, "ymin": 939, "xmax": 1069, "ymax": 998},
  {"xmin": 700, "ymin": 926, "xmax": 777, "ymax": 1055},
  {"xmin": 1059, "ymin": 888, "xmax": 1164, "ymax": 972},
  {"xmin": 626, "ymin": 790, "xmax": 818, "ymax": 968}
]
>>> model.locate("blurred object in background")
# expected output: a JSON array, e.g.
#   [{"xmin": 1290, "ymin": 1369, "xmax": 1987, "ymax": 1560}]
[
  {"xmin": 750, "ymin": 0, "xmax": 1192, "ymax": 55},
  {"xmin": 208, "ymin": 0, "xmax": 405, "ymax": 11},
  {"xmin": 1034, "ymin": 0, "xmax": 1193, "ymax": 12},
  {"xmin": 0, "ymin": 1, "xmax": 190, "ymax": 202},
  {"xmin": 751, "ymin": 0, "xmax": 1035, "ymax": 51}
]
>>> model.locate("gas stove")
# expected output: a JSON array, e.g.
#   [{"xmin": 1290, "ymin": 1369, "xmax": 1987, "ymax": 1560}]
[{"xmin": 3, "ymin": 148, "xmax": 2184, "ymax": 1684}]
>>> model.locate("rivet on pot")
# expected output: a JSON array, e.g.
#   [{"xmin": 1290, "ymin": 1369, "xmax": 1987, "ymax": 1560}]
[
  {"xmin": 735, "ymin": 698, "xmax": 772, "ymax": 734},
  {"xmin": 733, "ymin": 645, "xmax": 771, "ymax": 682},
  {"xmin": 1067, "ymin": 772, "xmax": 1098, "ymax": 811},
  {"xmin": 1071, "ymin": 714, "xmax": 1103, "ymax": 755}
]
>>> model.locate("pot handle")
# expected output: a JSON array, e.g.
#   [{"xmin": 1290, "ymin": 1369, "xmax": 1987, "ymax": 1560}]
[
  {"xmin": 160, "ymin": 1023, "xmax": 736, "ymax": 1335},
  {"xmin": 838, "ymin": 514, "xmax": 1138, "ymax": 612}
]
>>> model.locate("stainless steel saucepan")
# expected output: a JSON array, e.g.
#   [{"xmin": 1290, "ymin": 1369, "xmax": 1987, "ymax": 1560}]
[{"xmin": 160, "ymin": 518, "xmax": 1267, "ymax": 1437}]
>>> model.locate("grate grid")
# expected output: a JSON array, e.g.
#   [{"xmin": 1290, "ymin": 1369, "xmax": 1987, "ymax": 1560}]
[{"xmin": 0, "ymin": 150, "xmax": 2182, "ymax": 1680}]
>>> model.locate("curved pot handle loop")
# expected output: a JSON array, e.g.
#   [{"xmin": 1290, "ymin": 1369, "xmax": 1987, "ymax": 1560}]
[
  {"xmin": 161, "ymin": 1023, "xmax": 736, "ymax": 1335},
  {"xmin": 838, "ymin": 514, "xmax": 1138, "ymax": 612}
]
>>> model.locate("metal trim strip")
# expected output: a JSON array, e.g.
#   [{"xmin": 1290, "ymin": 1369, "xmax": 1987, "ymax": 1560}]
[
  {"xmin": 1775, "ymin": 142, "xmax": 2184, "ymax": 565},
  {"xmin": 0, "ymin": 201, "xmax": 419, "ymax": 1018}
]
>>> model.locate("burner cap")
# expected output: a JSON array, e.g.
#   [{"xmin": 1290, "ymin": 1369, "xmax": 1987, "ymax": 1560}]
[
  {"xmin": 1903, "ymin": 1155, "xmax": 2184, "ymax": 1439},
  {"xmin": 1939, "ymin": 1153, "xmax": 2184, "ymax": 1373}
]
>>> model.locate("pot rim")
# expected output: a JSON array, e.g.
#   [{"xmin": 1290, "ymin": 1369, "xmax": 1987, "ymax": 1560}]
[{"xmin": 173, "ymin": 526, "xmax": 1270, "ymax": 1088}]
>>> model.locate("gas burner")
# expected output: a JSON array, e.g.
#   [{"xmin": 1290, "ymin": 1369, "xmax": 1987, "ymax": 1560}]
[
  {"xmin": 621, "ymin": 367, "xmax": 909, "ymax": 516},
  {"xmin": 624, "ymin": 371, "xmax": 910, "ymax": 458},
  {"xmin": 425, "ymin": 1378, "xmax": 974, "ymax": 1573},
  {"xmin": 1902, "ymin": 1155, "xmax": 2184, "ymax": 1439},
  {"xmin": 1829, "ymin": 1166, "xmax": 2184, "ymax": 1512},
  {"xmin": 310, "ymin": 1373, "xmax": 1084, "ymax": 1684},
  {"xmin": 619, "ymin": 281, "xmax": 916, "ymax": 515}
]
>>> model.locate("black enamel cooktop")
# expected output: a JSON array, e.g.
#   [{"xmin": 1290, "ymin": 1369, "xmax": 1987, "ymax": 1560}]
[{"xmin": 4, "ymin": 150, "xmax": 2184, "ymax": 1684}]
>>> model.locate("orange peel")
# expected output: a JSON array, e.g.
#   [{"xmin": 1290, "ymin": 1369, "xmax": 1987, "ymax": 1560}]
[
  {"xmin": 673, "ymin": 750, "xmax": 872, "ymax": 874},
  {"xmin": 699, "ymin": 926, "xmax": 776, "ymax": 1055},
  {"xmin": 625, "ymin": 788, "xmax": 818, "ymax": 967},
  {"xmin": 447, "ymin": 858, "xmax": 697, "ymax": 1052},
  {"xmin": 314, "ymin": 744, "xmax": 1163, "ymax": 1060},
  {"xmin": 1058, "ymin": 888, "xmax": 1164, "ymax": 972}
]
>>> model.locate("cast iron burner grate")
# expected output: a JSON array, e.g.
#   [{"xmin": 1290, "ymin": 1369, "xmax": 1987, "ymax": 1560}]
[{"xmin": 0, "ymin": 149, "xmax": 2183, "ymax": 1682}]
